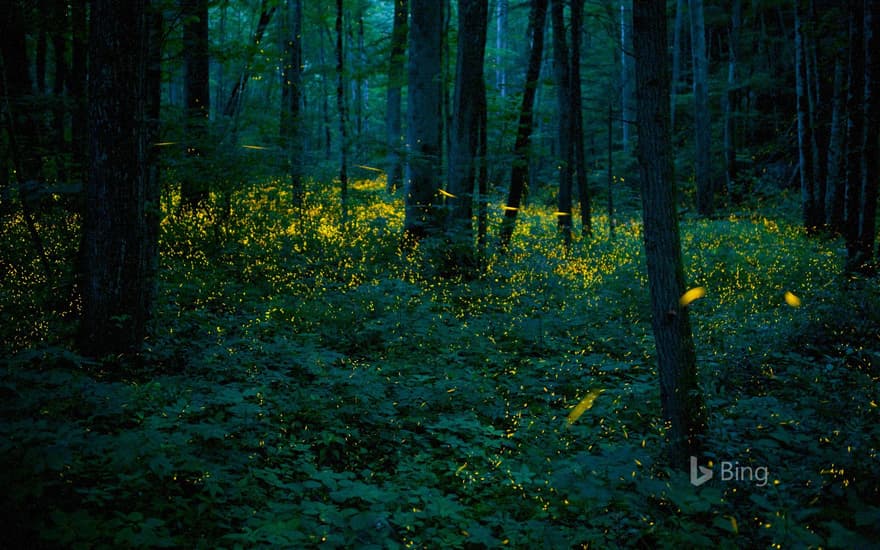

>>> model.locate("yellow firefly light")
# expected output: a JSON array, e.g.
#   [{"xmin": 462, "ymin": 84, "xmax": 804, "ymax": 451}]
[
  {"xmin": 784, "ymin": 291, "xmax": 801, "ymax": 307},
  {"xmin": 567, "ymin": 389, "xmax": 604, "ymax": 426},
  {"xmin": 679, "ymin": 286, "xmax": 706, "ymax": 307},
  {"xmin": 439, "ymin": 189, "xmax": 457, "ymax": 199}
]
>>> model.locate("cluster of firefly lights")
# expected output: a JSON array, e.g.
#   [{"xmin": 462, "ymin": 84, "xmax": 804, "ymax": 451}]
[{"xmin": 566, "ymin": 287, "xmax": 802, "ymax": 426}]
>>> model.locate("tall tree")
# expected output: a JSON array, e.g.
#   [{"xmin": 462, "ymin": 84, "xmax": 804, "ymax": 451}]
[
  {"xmin": 336, "ymin": 0, "xmax": 349, "ymax": 225},
  {"xmin": 689, "ymin": 0, "xmax": 712, "ymax": 216},
  {"xmin": 70, "ymin": 0, "xmax": 88, "ymax": 180},
  {"xmin": 281, "ymin": 0, "xmax": 304, "ymax": 205},
  {"xmin": 633, "ymin": 0, "xmax": 706, "ymax": 467},
  {"xmin": 79, "ymin": 0, "xmax": 159, "ymax": 357},
  {"xmin": 857, "ymin": 0, "xmax": 879, "ymax": 269},
  {"xmin": 223, "ymin": 1, "xmax": 277, "ymax": 121},
  {"xmin": 404, "ymin": 0, "xmax": 444, "ymax": 237},
  {"xmin": 619, "ymin": 1, "xmax": 633, "ymax": 152},
  {"xmin": 385, "ymin": 0, "xmax": 408, "ymax": 193},
  {"xmin": 499, "ymin": 0, "xmax": 548, "ymax": 250},
  {"xmin": 496, "ymin": 0, "xmax": 508, "ymax": 97},
  {"xmin": 844, "ymin": 0, "xmax": 865, "ymax": 269},
  {"xmin": 670, "ymin": 0, "xmax": 685, "ymax": 132},
  {"xmin": 447, "ymin": 0, "xmax": 489, "ymax": 256},
  {"xmin": 181, "ymin": 0, "xmax": 211, "ymax": 208},
  {"xmin": 550, "ymin": 0, "xmax": 573, "ymax": 244},
  {"xmin": 571, "ymin": 0, "xmax": 591, "ymax": 236},
  {"xmin": 722, "ymin": 0, "xmax": 742, "ymax": 203},
  {"xmin": 795, "ymin": 0, "xmax": 820, "ymax": 231}
]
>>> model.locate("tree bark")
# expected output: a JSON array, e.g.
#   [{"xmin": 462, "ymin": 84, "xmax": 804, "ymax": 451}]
[
  {"xmin": 404, "ymin": 0, "xmax": 444, "ymax": 238},
  {"xmin": 825, "ymin": 54, "xmax": 847, "ymax": 233},
  {"xmin": 281, "ymin": 0, "xmax": 304, "ymax": 205},
  {"xmin": 496, "ymin": 0, "xmax": 508, "ymax": 97},
  {"xmin": 447, "ymin": 0, "xmax": 488, "ymax": 254},
  {"xmin": 181, "ymin": 0, "xmax": 211, "ymax": 208},
  {"xmin": 385, "ymin": 0, "xmax": 408, "ymax": 193},
  {"xmin": 857, "ymin": 0, "xmax": 879, "ymax": 270},
  {"xmin": 723, "ymin": 0, "xmax": 741, "ymax": 203},
  {"xmin": 336, "ymin": 0, "xmax": 349, "ymax": 225},
  {"xmin": 670, "ymin": 0, "xmax": 685, "ymax": 132},
  {"xmin": 79, "ymin": 0, "xmax": 158, "ymax": 358},
  {"xmin": 633, "ymin": 0, "xmax": 706, "ymax": 468},
  {"xmin": 551, "ymin": 0, "xmax": 573, "ymax": 244},
  {"xmin": 689, "ymin": 0, "xmax": 712, "ymax": 216},
  {"xmin": 571, "ymin": 0, "xmax": 591, "ymax": 236},
  {"xmin": 499, "ymin": 0, "xmax": 548, "ymax": 251},
  {"xmin": 844, "ymin": 0, "xmax": 865, "ymax": 268}
]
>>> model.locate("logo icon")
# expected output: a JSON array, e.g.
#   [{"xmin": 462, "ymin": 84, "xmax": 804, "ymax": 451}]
[{"xmin": 690, "ymin": 456, "xmax": 713, "ymax": 486}]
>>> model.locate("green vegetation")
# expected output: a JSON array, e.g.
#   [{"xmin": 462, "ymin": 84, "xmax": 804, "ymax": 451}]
[{"xmin": 2, "ymin": 179, "xmax": 877, "ymax": 548}]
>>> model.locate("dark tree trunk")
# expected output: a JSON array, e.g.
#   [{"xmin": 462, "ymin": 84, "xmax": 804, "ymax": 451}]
[
  {"xmin": 571, "ymin": 0, "xmax": 591, "ymax": 236},
  {"xmin": 281, "ymin": 0, "xmax": 304, "ymax": 205},
  {"xmin": 385, "ymin": 0, "xmax": 408, "ymax": 193},
  {"xmin": 844, "ymin": 0, "xmax": 865, "ymax": 268},
  {"xmin": 825, "ymin": 54, "xmax": 847, "ymax": 233},
  {"xmin": 499, "ymin": 0, "xmax": 548, "ymax": 251},
  {"xmin": 723, "ymin": 0, "xmax": 741, "ymax": 204},
  {"xmin": 404, "ymin": 0, "xmax": 444, "ymax": 238},
  {"xmin": 690, "ymin": 0, "xmax": 713, "ymax": 216},
  {"xmin": 181, "ymin": 0, "xmax": 211, "ymax": 208},
  {"xmin": 796, "ymin": 0, "xmax": 821, "ymax": 231},
  {"xmin": 670, "ymin": 0, "xmax": 685, "ymax": 132},
  {"xmin": 496, "ymin": 0, "xmax": 508, "ymax": 96},
  {"xmin": 633, "ymin": 0, "xmax": 706, "ymax": 468},
  {"xmin": 857, "ymin": 0, "xmax": 879, "ymax": 270},
  {"xmin": 550, "ymin": 0, "xmax": 573, "ymax": 244},
  {"xmin": 79, "ymin": 0, "xmax": 158, "ymax": 358},
  {"xmin": 446, "ymin": 0, "xmax": 488, "ymax": 258},
  {"xmin": 336, "ymin": 0, "xmax": 349, "ymax": 225},
  {"xmin": 51, "ymin": 1, "xmax": 69, "ymax": 183}
]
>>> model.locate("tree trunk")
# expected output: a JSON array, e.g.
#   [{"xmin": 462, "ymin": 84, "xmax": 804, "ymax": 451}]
[
  {"xmin": 825, "ymin": 54, "xmax": 847, "ymax": 233},
  {"xmin": 181, "ymin": 0, "xmax": 211, "ymax": 208},
  {"xmin": 551, "ymin": 0, "xmax": 573, "ymax": 244},
  {"xmin": 79, "ymin": 0, "xmax": 158, "ymax": 358},
  {"xmin": 70, "ymin": 0, "xmax": 88, "ymax": 181},
  {"xmin": 223, "ymin": 1, "xmax": 277, "ymax": 120},
  {"xmin": 404, "ymin": 0, "xmax": 444, "ymax": 238},
  {"xmin": 857, "ymin": 0, "xmax": 879, "ymax": 270},
  {"xmin": 620, "ymin": 1, "xmax": 633, "ymax": 153},
  {"xmin": 723, "ymin": 0, "xmax": 741, "ymax": 203},
  {"xmin": 51, "ymin": 1, "xmax": 68, "ymax": 184},
  {"xmin": 281, "ymin": 0, "xmax": 304, "ymax": 205},
  {"xmin": 844, "ymin": 0, "xmax": 865, "ymax": 268},
  {"xmin": 633, "ymin": 0, "xmax": 706, "ymax": 468},
  {"xmin": 447, "ymin": 0, "xmax": 488, "ymax": 256},
  {"xmin": 499, "ymin": 0, "xmax": 548, "ymax": 251},
  {"xmin": 571, "ymin": 0, "xmax": 591, "ymax": 236},
  {"xmin": 496, "ymin": 0, "xmax": 508, "ymax": 97},
  {"xmin": 689, "ymin": 0, "xmax": 712, "ymax": 216},
  {"xmin": 670, "ymin": 0, "xmax": 685, "ymax": 132},
  {"xmin": 336, "ymin": 0, "xmax": 349, "ymax": 226},
  {"xmin": 385, "ymin": 0, "xmax": 408, "ymax": 193}
]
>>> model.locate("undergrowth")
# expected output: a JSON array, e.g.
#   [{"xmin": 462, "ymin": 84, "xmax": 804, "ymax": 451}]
[{"xmin": 1, "ymin": 177, "xmax": 878, "ymax": 548}]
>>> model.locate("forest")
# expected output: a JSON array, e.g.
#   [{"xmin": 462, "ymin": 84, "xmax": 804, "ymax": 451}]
[{"xmin": 1, "ymin": 0, "xmax": 879, "ymax": 547}]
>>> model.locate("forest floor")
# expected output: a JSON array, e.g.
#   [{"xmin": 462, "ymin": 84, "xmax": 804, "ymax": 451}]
[{"xmin": 1, "ymin": 177, "xmax": 879, "ymax": 548}]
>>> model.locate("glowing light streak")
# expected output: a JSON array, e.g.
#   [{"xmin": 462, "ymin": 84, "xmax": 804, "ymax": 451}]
[
  {"xmin": 567, "ymin": 389, "xmax": 604, "ymax": 425},
  {"xmin": 679, "ymin": 286, "xmax": 706, "ymax": 307},
  {"xmin": 784, "ymin": 291, "xmax": 801, "ymax": 307}
]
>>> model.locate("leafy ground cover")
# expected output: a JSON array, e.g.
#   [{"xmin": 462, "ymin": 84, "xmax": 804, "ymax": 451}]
[{"xmin": 1, "ymin": 178, "xmax": 878, "ymax": 548}]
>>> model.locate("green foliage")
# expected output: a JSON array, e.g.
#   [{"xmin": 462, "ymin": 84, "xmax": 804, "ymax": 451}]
[{"xmin": 1, "ymin": 178, "xmax": 878, "ymax": 548}]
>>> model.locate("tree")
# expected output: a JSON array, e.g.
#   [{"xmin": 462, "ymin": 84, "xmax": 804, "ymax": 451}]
[
  {"xmin": 632, "ymin": 0, "xmax": 706, "ymax": 466},
  {"xmin": 856, "ymin": 0, "xmax": 879, "ymax": 270},
  {"xmin": 499, "ymin": 0, "xmax": 548, "ymax": 250},
  {"xmin": 223, "ymin": 1, "xmax": 277, "ymax": 122},
  {"xmin": 336, "ymin": 0, "xmax": 350, "ymax": 225},
  {"xmin": 446, "ymin": 0, "xmax": 489, "ymax": 260},
  {"xmin": 79, "ymin": 0, "xmax": 159, "ymax": 357},
  {"xmin": 404, "ymin": 0, "xmax": 444, "ymax": 238},
  {"xmin": 550, "ymin": 0, "xmax": 573, "ymax": 244},
  {"xmin": 795, "ymin": 0, "xmax": 820, "ymax": 231},
  {"xmin": 571, "ymin": 0, "xmax": 591, "ymax": 236},
  {"xmin": 181, "ymin": 0, "xmax": 211, "ymax": 208},
  {"xmin": 385, "ymin": 0, "xmax": 408, "ymax": 193},
  {"xmin": 280, "ymin": 0, "xmax": 304, "ymax": 205},
  {"xmin": 844, "ymin": 0, "xmax": 865, "ymax": 269},
  {"xmin": 689, "ymin": 0, "xmax": 712, "ymax": 216}
]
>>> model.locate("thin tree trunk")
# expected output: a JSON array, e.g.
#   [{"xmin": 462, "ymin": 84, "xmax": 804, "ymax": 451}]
[
  {"xmin": 551, "ymin": 0, "xmax": 573, "ymax": 245},
  {"xmin": 670, "ymin": 0, "xmax": 685, "ymax": 132},
  {"xmin": 620, "ymin": 1, "xmax": 633, "ymax": 152},
  {"xmin": 181, "ymin": 0, "xmax": 211, "ymax": 208},
  {"xmin": 499, "ymin": 0, "xmax": 548, "ymax": 251},
  {"xmin": 571, "ymin": 0, "xmax": 591, "ymax": 236},
  {"xmin": 723, "ymin": 0, "xmax": 741, "ymax": 203},
  {"xmin": 608, "ymin": 100, "xmax": 615, "ymax": 240},
  {"xmin": 70, "ymin": 0, "xmax": 88, "ymax": 181},
  {"xmin": 689, "ymin": 0, "xmax": 712, "ymax": 216},
  {"xmin": 223, "ymin": 1, "xmax": 277, "ymax": 120},
  {"xmin": 844, "ymin": 0, "xmax": 865, "ymax": 268},
  {"xmin": 385, "ymin": 0, "xmax": 408, "ymax": 193},
  {"xmin": 336, "ymin": 0, "xmax": 349, "ymax": 226},
  {"xmin": 633, "ymin": 0, "xmax": 706, "ymax": 468},
  {"xmin": 857, "ymin": 0, "xmax": 879, "ymax": 270},
  {"xmin": 496, "ymin": 0, "xmax": 508, "ymax": 97},
  {"xmin": 281, "ymin": 0, "xmax": 304, "ymax": 205},
  {"xmin": 825, "ymin": 40, "xmax": 847, "ymax": 232}
]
